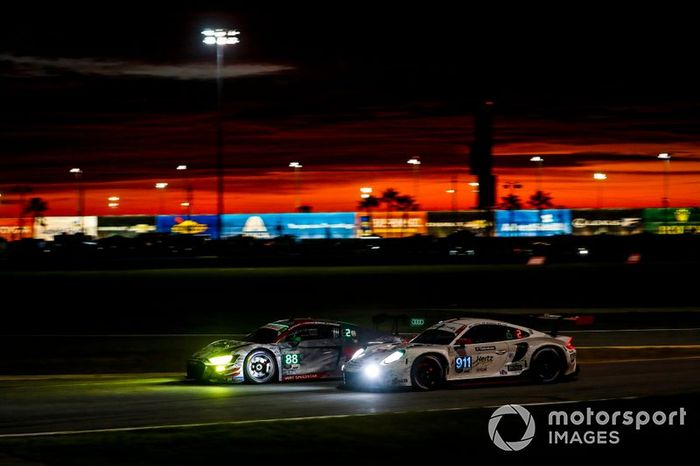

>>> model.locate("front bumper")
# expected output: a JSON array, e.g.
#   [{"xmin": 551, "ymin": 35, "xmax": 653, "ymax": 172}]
[
  {"xmin": 186, "ymin": 359, "xmax": 244, "ymax": 383},
  {"xmin": 342, "ymin": 360, "xmax": 410, "ymax": 388}
]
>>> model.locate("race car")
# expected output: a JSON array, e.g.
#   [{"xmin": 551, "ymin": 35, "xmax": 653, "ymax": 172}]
[
  {"xmin": 186, "ymin": 318, "xmax": 397, "ymax": 384},
  {"xmin": 342, "ymin": 317, "xmax": 577, "ymax": 390}
]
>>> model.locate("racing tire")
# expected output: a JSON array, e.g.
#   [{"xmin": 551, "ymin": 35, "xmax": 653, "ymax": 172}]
[
  {"xmin": 410, "ymin": 355, "xmax": 444, "ymax": 391},
  {"xmin": 530, "ymin": 347, "xmax": 565, "ymax": 384},
  {"xmin": 244, "ymin": 349, "xmax": 278, "ymax": 384}
]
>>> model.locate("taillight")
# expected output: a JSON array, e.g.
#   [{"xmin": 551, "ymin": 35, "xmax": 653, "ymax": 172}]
[{"xmin": 565, "ymin": 337, "xmax": 575, "ymax": 351}]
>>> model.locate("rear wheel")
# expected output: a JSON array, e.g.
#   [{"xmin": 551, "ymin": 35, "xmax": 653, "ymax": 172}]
[
  {"xmin": 410, "ymin": 355, "xmax": 444, "ymax": 391},
  {"xmin": 244, "ymin": 350, "xmax": 277, "ymax": 384},
  {"xmin": 530, "ymin": 347, "xmax": 564, "ymax": 383}
]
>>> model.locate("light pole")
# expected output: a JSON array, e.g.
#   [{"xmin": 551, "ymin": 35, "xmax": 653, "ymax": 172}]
[
  {"xmin": 593, "ymin": 172, "xmax": 607, "ymax": 208},
  {"xmin": 69, "ymin": 168, "xmax": 84, "ymax": 233},
  {"xmin": 176, "ymin": 164, "xmax": 191, "ymax": 219},
  {"xmin": 155, "ymin": 182, "xmax": 168, "ymax": 215},
  {"xmin": 658, "ymin": 153, "xmax": 671, "ymax": 208},
  {"xmin": 289, "ymin": 162, "xmax": 303, "ymax": 211},
  {"xmin": 202, "ymin": 28, "xmax": 240, "ymax": 240},
  {"xmin": 446, "ymin": 175, "xmax": 458, "ymax": 212},
  {"xmin": 407, "ymin": 156, "xmax": 421, "ymax": 201},
  {"xmin": 468, "ymin": 182, "xmax": 480, "ymax": 209},
  {"xmin": 530, "ymin": 156, "xmax": 544, "ymax": 193},
  {"xmin": 360, "ymin": 187, "xmax": 373, "ymax": 236}
]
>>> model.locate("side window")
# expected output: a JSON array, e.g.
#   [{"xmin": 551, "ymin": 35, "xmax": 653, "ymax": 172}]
[
  {"xmin": 285, "ymin": 324, "xmax": 337, "ymax": 342},
  {"xmin": 505, "ymin": 326, "xmax": 529, "ymax": 340},
  {"xmin": 462, "ymin": 325, "xmax": 511, "ymax": 344}
]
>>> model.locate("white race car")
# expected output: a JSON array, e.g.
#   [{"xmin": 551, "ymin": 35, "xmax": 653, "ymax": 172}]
[{"xmin": 342, "ymin": 317, "xmax": 578, "ymax": 390}]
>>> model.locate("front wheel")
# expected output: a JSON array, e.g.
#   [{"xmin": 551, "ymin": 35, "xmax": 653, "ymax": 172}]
[
  {"xmin": 410, "ymin": 355, "xmax": 444, "ymax": 391},
  {"xmin": 244, "ymin": 350, "xmax": 278, "ymax": 384},
  {"xmin": 530, "ymin": 347, "xmax": 564, "ymax": 383}
]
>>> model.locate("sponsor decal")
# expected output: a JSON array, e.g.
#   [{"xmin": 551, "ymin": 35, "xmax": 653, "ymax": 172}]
[
  {"xmin": 476, "ymin": 345, "xmax": 496, "ymax": 352},
  {"xmin": 507, "ymin": 362, "xmax": 524, "ymax": 372}
]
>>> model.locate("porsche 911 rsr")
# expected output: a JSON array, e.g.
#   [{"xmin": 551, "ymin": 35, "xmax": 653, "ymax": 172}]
[
  {"xmin": 187, "ymin": 318, "xmax": 397, "ymax": 384},
  {"xmin": 343, "ymin": 317, "xmax": 577, "ymax": 390}
]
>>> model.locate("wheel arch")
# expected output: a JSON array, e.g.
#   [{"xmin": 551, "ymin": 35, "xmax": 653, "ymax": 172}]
[{"xmin": 414, "ymin": 351, "xmax": 449, "ymax": 380}]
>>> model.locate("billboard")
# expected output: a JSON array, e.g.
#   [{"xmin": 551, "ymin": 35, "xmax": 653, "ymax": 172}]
[
  {"xmin": 33, "ymin": 216, "xmax": 98, "ymax": 240},
  {"xmin": 0, "ymin": 218, "xmax": 33, "ymax": 240},
  {"xmin": 426, "ymin": 211, "xmax": 493, "ymax": 237},
  {"xmin": 356, "ymin": 211, "xmax": 427, "ymax": 238},
  {"xmin": 156, "ymin": 215, "xmax": 218, "ymax": 237},
  {"xmin": 222, "ymin": 213, "xmax": 355, "ymax": 239},
  {"xmin": 495, "ymin": 210, "xmax": 572, "ymax": 237},
  {"xmin": 97, "ymin": 216, "xmax": 156, "ymax": 238},
  {"xmin": 570, "ymin": 209, "xmax": 643, "ymax": 235},
  {"xmin": 643, "ymin": 208, "xmax": 700, "ymax": 234}
]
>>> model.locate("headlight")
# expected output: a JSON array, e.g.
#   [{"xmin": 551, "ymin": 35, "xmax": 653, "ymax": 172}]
[
  {"xmin": 381, "ymin": 350, "xmax": 405, "ymax": 365},
  {"xmin": 363, "ymin": 363, "xmax": 380, "ymax": 379},
  {"xmin": 350, "ymin": 348, "xmax": 365, "ymax": 360},
  {"xmin": 208, "ymin": 354, "xmax": 233, "ymax": 365}
]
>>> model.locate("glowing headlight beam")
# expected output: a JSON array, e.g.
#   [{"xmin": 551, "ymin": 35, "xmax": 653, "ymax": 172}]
[
  {"xmin": 381, "ymin": 350, "xmax": 405, "ymax": 365},
  {"xmin": 363, "ymin": 364, "xmax": 380, "ymax": 379},
  {"xmin": 208, "ymin": 355, "xmax": 233, "ymax": 365},
  {"xmin": 350, "ymin": 348, "xmax": 365, "ymax": 360}
]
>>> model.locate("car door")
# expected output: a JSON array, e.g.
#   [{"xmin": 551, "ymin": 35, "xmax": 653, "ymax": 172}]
[
  {"xmin": 451, "ymin": 325, "xmax": 511, "ymax": 379},
  {"xmin": 279, "ymin": 324, "xmax": 342, "ymax": 377}
]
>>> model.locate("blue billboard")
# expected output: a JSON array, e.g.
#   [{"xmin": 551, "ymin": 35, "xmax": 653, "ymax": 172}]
[
  {"xmin": 495, "ymin": 210, "xmax": 572, "ymax": 237},
  {"xmin": 156, "ymin": 215, "xmax": 219, "ymax": 237},
  {"xmin": 222, "ymin": 213, "xmax": 356, "ymax": 239}
]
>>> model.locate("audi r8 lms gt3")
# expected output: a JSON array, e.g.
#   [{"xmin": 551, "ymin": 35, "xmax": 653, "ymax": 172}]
[
  {"xmin": 343, "ymin": 317, "xmax": 577, "ymax": 391},
  {"xmin": 187, "ymin": 318, "xmax": 397, "ymax": 384}
]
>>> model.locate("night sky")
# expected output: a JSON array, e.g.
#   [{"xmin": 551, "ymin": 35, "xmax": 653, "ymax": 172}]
[{"xmin": 1, "ymin": 4, "xmax": 698, "ymax": 216}]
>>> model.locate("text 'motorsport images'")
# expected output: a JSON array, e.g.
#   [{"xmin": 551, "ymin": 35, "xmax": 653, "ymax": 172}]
[
  {"xmin": 343, "ymin": 317, "xmax": 578, "ymax": 390},
  {"xmin": 187, "ymin": 318, "xmax": 397, "ymax": 383}
]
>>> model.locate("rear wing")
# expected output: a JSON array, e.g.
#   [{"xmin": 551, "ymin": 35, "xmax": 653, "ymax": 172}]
[{"xmin": 534, "ymin": 314, "xmax": 594, "ymax": 337}]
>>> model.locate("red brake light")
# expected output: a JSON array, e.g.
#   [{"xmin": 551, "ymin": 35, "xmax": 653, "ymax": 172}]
[{"xmin": 565, "ymin": 337, "xmax": 575, "ymax": 351}]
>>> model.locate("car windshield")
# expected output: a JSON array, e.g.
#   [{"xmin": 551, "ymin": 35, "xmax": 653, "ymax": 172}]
[
  {"xmin": 245, "ymin": 326, "xmax": 283, "ymax": 344},
  {"xmin": 411, "ymin": 329, "xmax": 456, "ymax": 345}
]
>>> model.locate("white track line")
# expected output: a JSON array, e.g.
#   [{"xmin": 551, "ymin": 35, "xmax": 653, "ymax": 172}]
[{"xmin": 0, "ymin": 395, "xmax": 656, "ymax": 439}]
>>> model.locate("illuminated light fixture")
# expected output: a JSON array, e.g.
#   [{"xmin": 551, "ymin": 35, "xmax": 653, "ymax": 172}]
[
  {"xmin": 180, "ymin": 202, "xmax": 190, "ymax": 207},
  {"xmin": 215, "ymin": 365, "xmax": 226, "ymax": 373},
  {"xmin": 593, "ymin": 172, "xmax": 607, "ymax": 180},
  {"xmin": 360, "ymin": 187, "xmax": 373, "ymax": 194},
  {"xmin": 530, "ymin": 156, "xmax": 544, "ymax": 162},
  {"xmin": 69, "ymin": 168, "xmax": 82, "ymax": 174},
  {"xmin": 360, "ymin": 194, "xmax": 370, "ymax": 199},
  {"xmin": 202, "ymin": 28, "xmax": 240, "ymax": 46},
  {"xmin": 108, "ymin": 196, "xmax": 120, "ymax": 202},
  {"xmin": 657, "ymin": 153, "xmax": 671, "ymax": 160},
  {"xmin": 208, "ymin": 355, "xmax": 233, "ymax": 365},
  {"xmin": 289, "ymin": 161, "xmax": 302, "ymax": 168},
  {"xmin": 407, "ymin": 157, "xmax": 421, "ymax": 166},
  {"xmin": 381, "ymin": 350, "xmax": 405, "ymax": 365},
  {"xmin": 363, "ymin": 363, "xmax": 380, "ymax": 379},
  {"xmin": 446, "ymin": 189, "xmax": 456, "ymax": 194},
  {"xmin": 351, "ymin": 348, "xmax": 365, "ymax": 360},
  {"xmin": 108, "ymin": 202, "xmax": 119, "ymax": 208},
  {"xmin": 176, "ymin": 165, "xmax": 187, "ymax": 171},
  {"xmin": 155, "ymin": 182, "xmax": 168, "ymax": 189},
  {"xmin": 468, "ymin": 182, "xmax": 480, "ymax": 187}
]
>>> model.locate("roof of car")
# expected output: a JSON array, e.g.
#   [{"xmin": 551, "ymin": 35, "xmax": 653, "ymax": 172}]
[{"xmin": 441, "ymin": 317, "xmax": 515, "ymax": 327}]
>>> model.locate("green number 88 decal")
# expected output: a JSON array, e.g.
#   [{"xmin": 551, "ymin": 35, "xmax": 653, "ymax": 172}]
[{"xmin": 284, "ymin": 354, "xmax": 300, "ymax": 365}]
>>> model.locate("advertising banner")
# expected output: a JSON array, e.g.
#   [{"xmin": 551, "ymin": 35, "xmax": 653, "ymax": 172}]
[
  {"xmin": 222, "ymin": 213, "xmax": 355, "ymax": 239},
  {"xmin": 97, "ymin": 216, "xmax": 157, "ymax": 238},
  {"xmin": 356, "ymin": 211, "xmax": 427, "ymax": 238},
  {"xmin": 495, "ymin": 210, "xmax": 572, "ymax": 237},
  {"xmin": 156, "ymin": 215, "xmax": 218, "ymax": 237},
  {"xmin": 33, "ymin": 216, "xmax": 98, "ymax": 240},
  {"xmin": 643, "ymin": 208, "xmax": 700, "ymax": 234},
  {"xmin": 0, "ymin": 218, "xmax": 33, "ymax": 240},
  {"xmin": 570, "ymin": 209, "xmax": 643, "ymax": 235},
  {"xmin": 426, "ymin": 211, "xmax": 493, "ymax": 237}
]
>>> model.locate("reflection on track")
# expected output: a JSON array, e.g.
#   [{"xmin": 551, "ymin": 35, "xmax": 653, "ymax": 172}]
[{"xmin": 0, "ymin": 359, "xmax": 699, "ymax": 436}]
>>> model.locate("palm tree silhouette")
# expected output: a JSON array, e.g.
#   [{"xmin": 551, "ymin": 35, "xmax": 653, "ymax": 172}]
[
  {"xmin": 528, "ymin": 191, "xmax": 554, "ymax": 209},
  {"xmin": 10, "ymin": 186, "xmax": 33, "ymax": 239},
  {"xmin": 499, "ymin": 193, "xmax": 523, "ymax": 210}
]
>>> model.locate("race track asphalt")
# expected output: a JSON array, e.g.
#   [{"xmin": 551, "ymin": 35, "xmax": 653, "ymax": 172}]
[{"xmin": 1, "ymin": 357, "xmax": 698, "ymax": 437}]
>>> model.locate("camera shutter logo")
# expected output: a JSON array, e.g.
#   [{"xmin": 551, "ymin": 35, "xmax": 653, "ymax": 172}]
[{"xmin": 488, "ymin": 404, "xmax": 536, "ymax": 451}]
